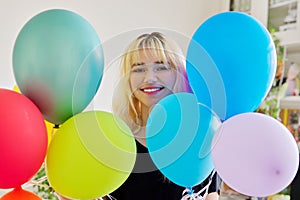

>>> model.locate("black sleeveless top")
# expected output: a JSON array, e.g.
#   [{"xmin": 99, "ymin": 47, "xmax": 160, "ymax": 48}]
[{"xmin": 110, "ymin": 141, "xmax": 220, "ymax": 200}]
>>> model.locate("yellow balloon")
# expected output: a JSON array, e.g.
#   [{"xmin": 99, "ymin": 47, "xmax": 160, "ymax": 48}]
[
  {"xmin": 44, "ymin": 120, "xmax": 57, "ymax": 146},
  {"xmin": 45, "ymin": 111, "xmax": 136, "ymax": 199},
  {"xmin": 13, "ymin": 85, "xmax": 20, "ymax": 93}
]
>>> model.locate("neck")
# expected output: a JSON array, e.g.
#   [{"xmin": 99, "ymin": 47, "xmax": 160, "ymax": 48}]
[
  {"xmin": 135, "ymin": 103, "xmax": 153, "ymax": 147},
  {"xmin": 140, "ymin": 103, "xmax": 151, "ymax": 126}
]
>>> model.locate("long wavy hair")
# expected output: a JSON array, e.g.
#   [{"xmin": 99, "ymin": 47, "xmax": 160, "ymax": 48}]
[{"xmin": 112, "ymin": 32, "xmax": 191, "ymax": 133}]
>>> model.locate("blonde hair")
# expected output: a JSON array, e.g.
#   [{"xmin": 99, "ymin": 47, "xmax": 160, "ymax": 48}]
[{"xmin": 112, "ymin": 32, "xmax": 190, "ymax": 132}]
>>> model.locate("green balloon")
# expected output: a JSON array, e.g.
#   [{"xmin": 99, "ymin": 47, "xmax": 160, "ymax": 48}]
[{"xmin": 13, "ymin": 9, "xmax": 104, "ymax": 125}]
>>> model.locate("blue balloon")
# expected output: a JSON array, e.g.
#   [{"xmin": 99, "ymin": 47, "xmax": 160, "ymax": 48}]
[
  {"xmin": 186, "ymin": 12, "xmax": 276, "ymax": 120},
  {"xmin": 13, "ymin": 9, "xmax": 104, "ymax": 125},
  {"xmin": 146, "ymin": 93, "xmax": 221, "ymax": 187}
]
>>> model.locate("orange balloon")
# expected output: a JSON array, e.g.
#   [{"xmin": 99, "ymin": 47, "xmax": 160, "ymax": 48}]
[{"xmin": 0, "ymin": 187, "xmax": 41, "ymax": 200}]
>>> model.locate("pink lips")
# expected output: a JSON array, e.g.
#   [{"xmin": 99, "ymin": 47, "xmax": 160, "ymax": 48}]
[{"xmin": 140, "ymin": 86, "xmax": 164, "ymax": 95}]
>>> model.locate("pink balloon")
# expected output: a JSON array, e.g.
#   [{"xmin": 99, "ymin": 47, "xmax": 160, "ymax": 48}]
[
  {"xmin": 212, "ymin": 112, "xmax": 299, "ymax": 197},
  {"xmin": 0, "ymin": 89, "xmax": 48, "ymax": 188}
]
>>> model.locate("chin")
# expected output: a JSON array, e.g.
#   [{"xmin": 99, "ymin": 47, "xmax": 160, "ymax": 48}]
[{"xmin": 141, "ymin": 99, "xmax": 161, "ymax": 108}]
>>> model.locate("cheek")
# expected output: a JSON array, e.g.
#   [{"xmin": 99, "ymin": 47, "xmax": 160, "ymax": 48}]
[
  {"xmin": 162, "ymin": 72, "xmax": 177, "ymax": 90},
  {"xmin": 129, "ymin": 75, "xmax": 142, "ymax": 91}
]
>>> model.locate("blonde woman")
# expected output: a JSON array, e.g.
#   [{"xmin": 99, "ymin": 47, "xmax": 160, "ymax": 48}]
[{"xmin": 110, "ymin": 32, "xmax": 219, "ymax": 200}]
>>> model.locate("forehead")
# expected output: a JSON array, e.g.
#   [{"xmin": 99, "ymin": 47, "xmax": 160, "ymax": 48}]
[{"xmin": 131, "ymin": 49, "xmax": 167, "ymax": 65}]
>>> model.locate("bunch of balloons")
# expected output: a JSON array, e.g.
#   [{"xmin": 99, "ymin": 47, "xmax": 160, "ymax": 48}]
[
  {"xmin": 1, "ymin": 9, "xmax": 136, "ymax": 199},
  {"xmin": 146, "ymin": 11, "xmax": 299, "ymax": 198},
  {"xmin": 1, "ymin": 8, "xmax": 299, "ymax": 200},
  {"xmin": 186, "ymin": 11, "xmax": 299, "ymax": 197}
]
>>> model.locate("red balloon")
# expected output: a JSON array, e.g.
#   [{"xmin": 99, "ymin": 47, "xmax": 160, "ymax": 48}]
[
  {"xmin": 0, "ymin": 187, "xmax": 42, "ymax": 200},
  {"xmin": 0, "ymin": 89, "xmax": 48, "ymax": 188}
]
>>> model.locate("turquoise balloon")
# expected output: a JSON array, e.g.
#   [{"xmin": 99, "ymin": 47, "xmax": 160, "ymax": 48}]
[
  {"xmin": 186, "ymin": 12, "xmax": 276, "ymax": 120},
  {"xmin": 146, "ymin": 93, "xmax": 221, "ymax": 187},
  {"xmin": 13, "ymin": 9, "xmax": 104, "ymax": 125}
]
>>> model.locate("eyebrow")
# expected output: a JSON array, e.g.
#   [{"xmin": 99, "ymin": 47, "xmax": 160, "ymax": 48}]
[{"xmin": 131, "ymin": 62, "xmax": 145, "ymax": 67}]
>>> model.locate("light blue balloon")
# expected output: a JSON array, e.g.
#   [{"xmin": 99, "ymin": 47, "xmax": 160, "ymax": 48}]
[
  {"xmin": 146, "ymin": 93, "xmax": 221, "ymax": 187},
  {"xmin": 186, "ymin": 12, "xmax": 276, "ymax": 120},
  {"xmin": 13, "ymin": 9, "xmax": 104, "ymax": 125}
]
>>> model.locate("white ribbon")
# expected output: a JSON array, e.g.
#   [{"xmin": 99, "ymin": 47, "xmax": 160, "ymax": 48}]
[
  {"xmin": 96, "ymin": 194, "xmax": 117, "ymax": 200},
  {"xmin": 181, "ymin": 170, "xmax": 216, "ymax": 200},
  {"xmin": 106, "ymin": 194, "xmax": 117, "ymax": 200}
]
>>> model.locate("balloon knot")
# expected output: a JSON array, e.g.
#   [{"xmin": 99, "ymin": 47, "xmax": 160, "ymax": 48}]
[
  {"xmin": 54, "ymin": 124, "xmax": 60, "ymax": 129},
  {"xmin": 188, "ymin": 187, "xmax": 194, "ymax": 195}
]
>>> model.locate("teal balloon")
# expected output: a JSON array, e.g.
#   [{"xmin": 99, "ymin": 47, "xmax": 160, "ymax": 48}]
[
  {"xmin": 146, "ymin": 93, "xmax": 221, "ymax": 187},
  {"xmin": 13, "ymin": 9, "xmax": 104, "ymax": 125},
  {"xmin": 186, "ymin": 12, "xmax": 276, "ymax": 120}
]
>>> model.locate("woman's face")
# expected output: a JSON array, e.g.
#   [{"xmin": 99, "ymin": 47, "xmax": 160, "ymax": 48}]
[{"xmin": 129, "ymin": 50, "xmax": 176, "ymax": 108}]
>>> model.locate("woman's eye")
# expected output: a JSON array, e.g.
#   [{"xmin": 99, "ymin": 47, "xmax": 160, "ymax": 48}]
[
  {"xmin": 155, "ymin": 64, "xmax": 170, "ymax": 71},
  {"xmin": 132, "ymin": 67, "xmax": 146, "ymax": 73}
]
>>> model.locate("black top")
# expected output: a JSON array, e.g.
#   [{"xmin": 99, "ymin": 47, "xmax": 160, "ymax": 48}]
[
  {"xmin": 290, "ymin": 154, "xmax": 300, "ymax": 200},
  {"xmin": 110, "ymin": 141, "xmax": 220, "ymax": 200}
]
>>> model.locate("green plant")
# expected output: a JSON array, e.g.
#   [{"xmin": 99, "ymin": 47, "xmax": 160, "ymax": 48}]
[
  {"xmin": 31, "ymin": 164, "xmax": 58, "ymax": 200},
  {"xmin": 256, "ymin": 28, "xmax": 284, "ymax": 120}
]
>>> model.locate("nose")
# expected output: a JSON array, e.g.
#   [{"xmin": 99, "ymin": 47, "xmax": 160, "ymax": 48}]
[{"xmin": 144, "ymin": 70, "xmax": 157, "ymax": 83}]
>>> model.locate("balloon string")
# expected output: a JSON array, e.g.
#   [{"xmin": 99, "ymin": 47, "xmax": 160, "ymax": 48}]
[
  {"xmin": 106, "ymin": 194, "xmax": 117, "ymax": 200},
  {"xmin": 32, "ymin": 175, "xmax": 48, "ymax": 183},
  {"xmin": 181, "ymin": 169, "xmax": 216, "ymax": 200},
  {"xmin": 28, "ymin": 174, "xmax": 53, "ymax": 190},
  {"xmin": 28, "ymin": 180, "xmax": 52, "ymax": 190}
]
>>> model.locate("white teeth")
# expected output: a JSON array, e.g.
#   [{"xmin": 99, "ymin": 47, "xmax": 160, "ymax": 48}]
[{"xmin": 143, "ymin": 88, "xmax": 161, "ymax": 93}]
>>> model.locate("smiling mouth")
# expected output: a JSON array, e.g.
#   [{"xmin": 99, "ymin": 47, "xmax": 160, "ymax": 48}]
[{"xmin": 140, "ymin": 86, "xmax": 164, "ymax": 93}]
